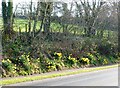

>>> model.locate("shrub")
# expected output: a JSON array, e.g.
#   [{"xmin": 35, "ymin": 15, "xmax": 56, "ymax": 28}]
[
  {"xmin": 87, "ymin": 53, "xmax": 98, "ymax": 66},
  {"xmin": 17, "ymin": 54, "xmax": 30, "ymax": 75},
  {"xmin": 30, "ymin": 58, "xmax": 40, "ymax": 74},
  {"xmin": 2, "ymin": 38, "xmax": 26, "ymax": 59},
  {"xmin": 19, "ymin": 68, "xmax": 28, "ymax": 76},
  {"xmin": 2, "ymin": 59, "xmax": 17, "ymax": 77},
  {"xmin": 106, "ymin": 56, "xmax": 116, "ymax": 63},
  {"xmin": 97, "ymin": 55, "xmax": 109, "ymax": 65},
  {"xmin": 97, "ymin": 40, "xmax": 117, "ymax": 56},
  {"xmin": 39, "ymin": 57, "xmax": 48, "ymax": 73},
  {"xmin": 54, "ymin": 59, "xmax": 65, "ymax": 70},
  {"xmin": 65, "ymin": 55, "xmax": 78, "ymax": 67},
  {"xmin": 45, "ymin": 59, "xmax": 57, "ymax": 72}
]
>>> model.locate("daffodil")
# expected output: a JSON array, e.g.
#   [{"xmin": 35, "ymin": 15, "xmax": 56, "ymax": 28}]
[
  {"xmin": 56, "ymin": 53, "xmax": 62, "ymax": 57},
  {"xmin": 103, "ymin": 59, "xmax": 108, "ymax": 65},
  {"xmin": 7, "ymin": 59, "xmax": 11, "ymax": 63},
  {"xmin": 81, "ymin": 58, "xmax": 90, "ymax": 64},
  {"xmin": 2, "ymin": 59, "xmax": 5, "ymax": 63}
]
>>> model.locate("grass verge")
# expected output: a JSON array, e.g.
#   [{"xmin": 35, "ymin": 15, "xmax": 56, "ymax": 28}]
[{"xmin": 1, "ymin": 64, "xmax": 118, "ymax": 86}]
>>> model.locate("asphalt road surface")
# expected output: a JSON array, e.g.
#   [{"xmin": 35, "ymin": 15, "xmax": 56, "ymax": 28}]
[{"xmin": 8, "ymin": 67, "xmax": 118, "ymax": 86}]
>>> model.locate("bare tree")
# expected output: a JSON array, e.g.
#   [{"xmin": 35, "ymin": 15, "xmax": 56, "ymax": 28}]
[
  {"xmin": 35, "ymin": 1, "xmax": 53, "ymax": 36},
  {"xmin": 75, "ymin": 0, "xmax": 105, "ymax": 36}
]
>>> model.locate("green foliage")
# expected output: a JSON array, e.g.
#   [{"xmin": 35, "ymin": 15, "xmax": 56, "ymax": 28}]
[
  {"xmin": 30, "ymin": 58, "xmax": 40, "ymax": 74},
  {"xmin": 39, "ymin": 53, "xmax": 64, "ymax": 72},
  {"xmin": 19, "ymin": 68, "xmax": 28, "ymax": 76},
  {"xmin": 103, "ymin": 58, "xmax": 108, "ymax": 65},
  {"xmin": 97, "ymin": 55, "xmax": 109, "ymax": 65},
  {"xmin": 109, "ymin": 56, "xmax": 116, "ymax": 63},
  {"xmin": 2, "ymin": 59, "xmax": 17, "ymax": 77},
  {"xmin": 53, "ymin": 52, "xmax": 62, "ymax": 59},
  {"xmin": 1, "ymin": 30, "xmax": 119, "ymax": 78},
  {"xmin": 65, "ymin": 55, "xmax": 78, "ymax": 67},
  {"xmin": 87, "ymin": 53, "xmax": 98, "ymax": 66},
  {"xmin": 3, "ymin": 38, "xmax": 25, "ymax": 59},
  {"xmin": 97, "ymin": 40, "xmax": 117, "ymax": 56},
  {"xmin": 54, "ymin": 59, "xmax": 65, "ymax": 70},
  {"xmin": 2, "ymin": 49, "xmax": 119, "ymax": 77},
  {"xmin": 80, "ymin": 57, "xmax": 90, "ymax": 66},
  {"xmin": 18, "ymin": 54, "xmax": 41, "ymax": 75},
  {"xmin": 2, "ymin": 54, "xmax": 41, "ymax": 77},
  {"xmin": 43, "ymin": 58, "xmax": 57, "ymax": 72}
]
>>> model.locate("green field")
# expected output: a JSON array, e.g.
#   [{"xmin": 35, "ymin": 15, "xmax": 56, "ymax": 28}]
[
  {"xmin": 0, "ymin": 17, "xmax": 118, "ymax": 39},
  {"xmin": 0, "ymin": 18, "xmax": 78, "ymax": 33},
  {"xmin": 0, "ymin": 17, "xmax": 3, "ymax": 29}
]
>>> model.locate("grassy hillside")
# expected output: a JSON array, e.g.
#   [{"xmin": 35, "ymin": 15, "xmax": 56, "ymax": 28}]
[{"xmin": 1, "ymin": 17, "xmax": 119, "ymax": 78}]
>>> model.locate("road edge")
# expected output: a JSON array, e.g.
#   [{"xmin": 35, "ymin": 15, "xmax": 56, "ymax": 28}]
[{"xmin": 1, "ymin": 64, "xmax": 119, "ymax": 86}]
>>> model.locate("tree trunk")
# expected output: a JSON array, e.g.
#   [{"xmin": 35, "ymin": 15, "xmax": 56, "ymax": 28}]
[
  {"xmin": 118, "ymin": 1, "xmax": 120, "ymax": 53},
  {"xmin": 33, "ymin": 2, "xmax": 40, "ymax": 37},
  {"xmin": 28, "ymin": 0, "xmax": 33, "ymax": 36},
  {"xmin": 43, "ymin": 2, "xmax": 52, "ymax": 34},
  {"xmin": 2, "ymin": 0, "xmax": 14, "ymax": 40},
  {"xmin": 7, "ymin": 0, "xmax": 13, "ymax": 32},
  {"xmin": 2, "ymin": 0, "xmax": 7, "ymax": 31}
]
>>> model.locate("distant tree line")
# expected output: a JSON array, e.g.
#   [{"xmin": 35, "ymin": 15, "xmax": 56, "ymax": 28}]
[{"xmin": 1, "ymin": 0, "xmax": 119, "ymax": 39}]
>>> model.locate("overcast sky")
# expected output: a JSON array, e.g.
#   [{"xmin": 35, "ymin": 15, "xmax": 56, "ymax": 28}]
[
  {"xmin": 0, "ymin": 0, "xmax": 118, "ymax": 8},
  {"xmin": 0, "ymin": 0, "xmax": 119, "ymax": 15},
  {"xmin": 0, "ymin": 0, "xmax": 66, "ymax": 9},
  {"xmin": 0, "ymin": 0, "xmax": 76, "ymax": 15}
]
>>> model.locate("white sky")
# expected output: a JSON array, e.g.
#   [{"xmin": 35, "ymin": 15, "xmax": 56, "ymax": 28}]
[
  {"xmin": 0, "ymin": 0, "xmax": 118, "ymax": 8},
  {"xmin": 0, "ymin": 0, "xmax": 119, "ymax": 15},
  {"xmin": 0, "ymin": 0, "xmax": 74, "ymax": 15}
]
